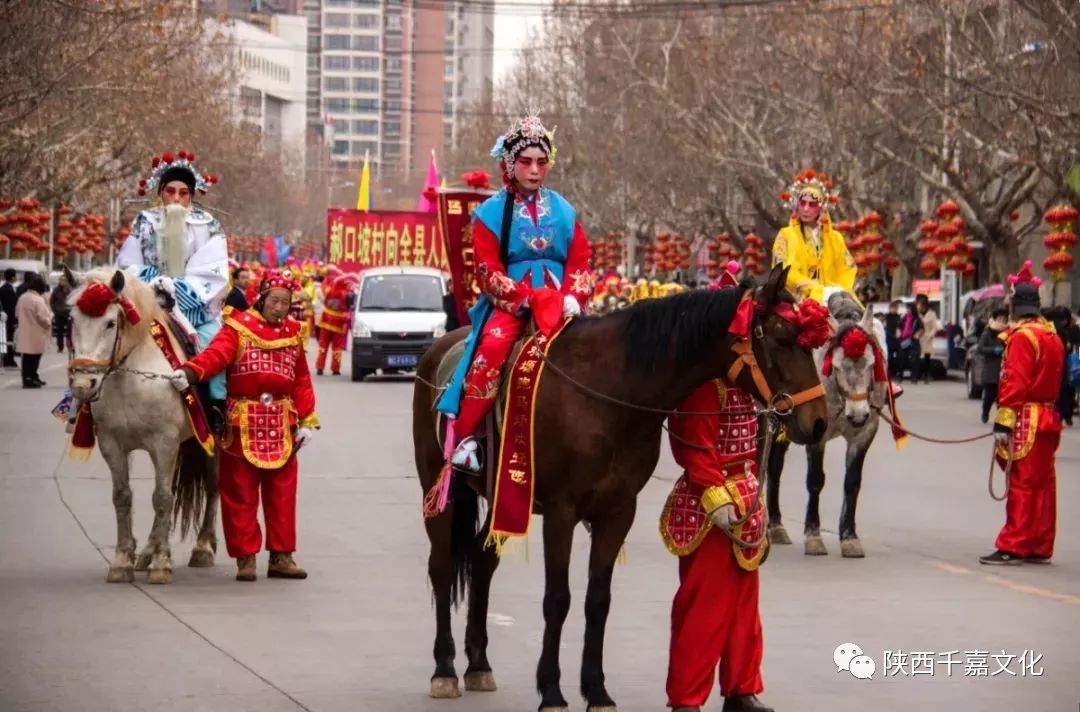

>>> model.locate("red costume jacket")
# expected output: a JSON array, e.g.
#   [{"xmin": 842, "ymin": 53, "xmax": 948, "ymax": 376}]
[
  {"xmin": 470, "ymin": 200, "xmax": 593, "ymax": 315},
  {"xmin": 660, "ymin": 380, "xmax": 767, "ymax": 571},
  {"xmin": 317, "ymin": 278, "xmax": 351, "ymax": 334},
  {"xmin": 994, "ymin": 317, "xmax": 1065, "ymax": 460},
  {"xmin": 185, "ymin": 307, "xmax": 319, "ymax": 469}
]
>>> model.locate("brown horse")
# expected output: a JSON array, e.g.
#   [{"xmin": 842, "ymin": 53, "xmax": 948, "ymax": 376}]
[{"xmin": 412, "ymin": 265, "xmax": 827, "ymax": 711}]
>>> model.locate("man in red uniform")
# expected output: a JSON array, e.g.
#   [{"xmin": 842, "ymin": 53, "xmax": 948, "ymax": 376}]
[
  {"xmin": 981, "ymin": 261, "xmax": 1065, "ymax": 566},
  {"xmin": 315, "ymin": 268, "xmax": 352, "ymax": 375},
  {"xmin": 171, "ymin": 270, "xmax": 320, "ymax": 581},
  {"xmin": 659, "ymin": 265, "xmax": 772, "ymax": 712}
]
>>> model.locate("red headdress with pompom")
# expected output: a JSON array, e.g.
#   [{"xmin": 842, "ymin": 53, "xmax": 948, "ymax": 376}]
[{"xmin": 259, "ymin": 269, "xmax": 301, "ymax": 294}]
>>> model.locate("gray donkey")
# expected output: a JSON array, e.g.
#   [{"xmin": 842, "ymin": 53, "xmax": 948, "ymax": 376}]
[{"xmin": 765, "ymin": 292, "xmax": 886, "ymax": 558}]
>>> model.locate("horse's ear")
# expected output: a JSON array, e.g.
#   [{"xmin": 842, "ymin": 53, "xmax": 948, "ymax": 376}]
[
  {"xmin": 109, "ymin": 269, "xmax": 125, "ymax": 295},
  {"xmin": 63, "ymin": 265, "xmax": 80, "ymax": 288},
  {"xmin": 762, "ymin": 264, "xmax": 788, "ymax": 307},
  {"xmin": 861, "ymin": 301, "xmax": 876, "ymax": 332}
]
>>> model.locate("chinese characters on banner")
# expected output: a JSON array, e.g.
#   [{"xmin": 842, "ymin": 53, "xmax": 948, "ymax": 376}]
[
  {"xmin": 326, "ymin": 209, "xmax": 448, "ymax": 273},
  {"xmin": 438, "ymin": 189, "xmax": 495, "ymax": 327}
]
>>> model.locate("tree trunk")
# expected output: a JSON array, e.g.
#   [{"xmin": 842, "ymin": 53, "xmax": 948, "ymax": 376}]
[{"xmin": 987, "ymin": 226, "xmax": 1020, "ymax": 284}]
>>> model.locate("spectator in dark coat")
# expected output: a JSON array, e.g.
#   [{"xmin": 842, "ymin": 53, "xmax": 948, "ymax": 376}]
[
  {"xmin": 1, "ymin": 268, "xmax": 17, "ymax": 368},
  {"xmin": 1043, "ymin": 306, "xmax": 1079, "ymax": 427},
  {"xmin": 225, "ymin": 267, "xmax": 251, "ymax": 312},
  {"xmin": 977, "ymin": 307, "xmax": 1008, "ymax": 423},
  {"xmin": 49, "ymin": 279, "xmax": 72, "ymax": 353},
  {"xmin": 443, "ymin": 276, "xmax": 461, "ymax": 332},
  {"xmin": 884, "ymin": 299, "xmax": 903, "ymax": 378}
]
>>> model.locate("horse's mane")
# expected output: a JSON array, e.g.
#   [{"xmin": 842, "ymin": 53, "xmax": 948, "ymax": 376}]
[
  {"xmin": 592, "ymin": 286, "xmax": 748, "ymax": 372},
  {"xmin": 70, "ymin": 268, "xmax": 163, "ymax": 344}
]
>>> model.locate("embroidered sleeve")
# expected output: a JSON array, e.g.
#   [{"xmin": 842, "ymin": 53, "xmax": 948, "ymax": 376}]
[
  {"xmin": 772, "ymin": 228, "xmax": 819, "ymax": 301},
  {"xmin": 473, "ymin": 219, "xmax": 531, "ymax": 313},
  {"xmin": 994, "ymin": 330, "xmax": 1036, "ymax": 431},
  {"xmin": 292, "ymin": 341, "xmax": 318, "ymax": 427},
  {"xmin": 562, "ymin": 221, "xmax": 593, "ymax": 306},
  {"xmin": 184, "ymin": 324, "xmax": 239, "ymax": 381}
]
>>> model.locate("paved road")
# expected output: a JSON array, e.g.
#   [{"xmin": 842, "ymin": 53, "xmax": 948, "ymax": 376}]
[{"xmin": 1, "ymin": 348, "xmax": 1078, "ymax": 712}]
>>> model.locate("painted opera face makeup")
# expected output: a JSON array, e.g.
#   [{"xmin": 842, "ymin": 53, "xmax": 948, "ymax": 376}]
[
  {"xmin": 160, "ymin": 180, "xmax": 193, "ymax": 207},
  {"xmin": 513, "ymin": 146, "xmax": 550, "ymax": 194},
  {"xmin": 796, "ymin": 193, "xmax": 823, "ymax": 225}
]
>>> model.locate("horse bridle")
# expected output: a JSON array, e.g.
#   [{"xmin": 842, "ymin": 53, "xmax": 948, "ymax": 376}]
[
  {"xmin": 725, "ymin": 317, "xmax": 826, "ymax": 416},
  {"xmin": 67, "ymin": 310, "xmax": 130, "ymax": 403}
]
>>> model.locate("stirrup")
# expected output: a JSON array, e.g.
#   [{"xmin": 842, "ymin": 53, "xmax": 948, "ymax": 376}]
[{"xmin": 450, "ymin": 437, "xmax": 483, "ymax": 474}]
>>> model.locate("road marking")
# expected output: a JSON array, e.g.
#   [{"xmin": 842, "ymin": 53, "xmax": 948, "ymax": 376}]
[{"xmin": 931, "ymin": 561, "xmax": 1080, "ymax": 606}]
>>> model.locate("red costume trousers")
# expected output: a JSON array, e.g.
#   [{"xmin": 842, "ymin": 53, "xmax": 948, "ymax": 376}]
[
  {"xmin": 219, "ymin": 451, "xmax": 298, "ymax": 558},
  {"xmin": 995, "ymin": 431, "xmax": 1059, "ymax": 558},
  {"xmin": 454, "ymin": 309, "xmax": 526, "ymax": 438},
  {"xmin": 667, "ymin": 530, "xmax": 764, "ymax": 707},
  {"xmin": 316, "ymin": 329, "xmax": 346, "ymax": 374}
]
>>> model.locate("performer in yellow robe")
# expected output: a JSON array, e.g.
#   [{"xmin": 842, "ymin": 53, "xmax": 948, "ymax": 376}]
[{"xmin": 771, "ymin": 168, "xmax": 856, "ymax": 304}]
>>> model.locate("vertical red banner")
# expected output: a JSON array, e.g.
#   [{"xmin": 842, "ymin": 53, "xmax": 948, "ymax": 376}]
[{"xmin": 437, "ymin": 189, "xmax": 494, "ymax": 326}]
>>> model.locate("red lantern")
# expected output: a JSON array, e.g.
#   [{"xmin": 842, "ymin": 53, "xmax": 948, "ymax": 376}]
[
  {"xmin": 919, "ymin": 258, "xmax": 938, "ymax": 276},
  {"xmin": 1043, "ymin": 251, "xmax": 1074, "ymax": 281},
  {"xmin": 935, "ymin": 200, "xmax": 960, "ymax": 219}
]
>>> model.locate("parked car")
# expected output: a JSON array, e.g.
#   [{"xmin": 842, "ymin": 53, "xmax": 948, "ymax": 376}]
[{"xmin": 350, "ymin": 266, "xmax": 448, "ymax": 382}]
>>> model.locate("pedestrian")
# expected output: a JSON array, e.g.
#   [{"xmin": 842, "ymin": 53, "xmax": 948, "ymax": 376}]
[
  {"xmin": 315, "ymin": 267, "xmax": 353, "ymax": 376},
  {"xmin": 981, "ymin": 262, "xmax": 1065, "ymax": 566},
  {"xmin": 442, "ymin": 275, "xmax": 460, "ymax": 331},
  {"xmin": 14, "ymin": 273, "xmax": 53, "ymax": 388},
  {"xmin": 1041, "ymin": 305, "xmax": 1079, "ymax": 427},
  {"xmin": 49, "ymin": 276, "xmax": 72, "ymax": 353},
  {"xmin": 225, "ymin": 266, "xmax": 251, "ymax": 312},
  {"xmin": 661, "ymin": 265, "xmax": 772, "ymax": 712},
  {"xmin": 977, "ymin": 307, "xmax": 1008, "ymax": 423},
  {"xmin": 916, "ymin": 294, "xmax": 939, "ymax": 382},
  {"xmin": 884, "ymin": 299, "xmax": 902, "ymax": 378},
  {"xmin": 14, "ymin": 270, "xmax": 34, "ymax": 302},
  {"xmin": 172, "ymin": 270, "xmax": 319, "ymax": 581},
  {"xmin": 1, "ymin": 268, "xmax": 17, "ymax": 368},
  {"xmin": 898, "ymin": 301, "xmax": 923, "ymax": 383}
]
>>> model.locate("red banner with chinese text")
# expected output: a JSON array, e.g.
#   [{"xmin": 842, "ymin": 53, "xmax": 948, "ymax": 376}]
[
  {"xmin": 326, "ymin": 209, "xmax": 447, "ymax": 273},
  {"xmin": 438, "ymin": 189, "xmax": 495, "ymax": 327}
]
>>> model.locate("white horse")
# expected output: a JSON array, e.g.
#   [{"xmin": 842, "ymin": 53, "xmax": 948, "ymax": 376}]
[{"xmin": 66, "ymin": 266, "xmax": 218, "ymax": 584}]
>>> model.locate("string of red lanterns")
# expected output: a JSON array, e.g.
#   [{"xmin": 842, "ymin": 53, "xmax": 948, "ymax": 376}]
[
  {"xmin": 916, "ymin": 200, "xmax": 976, "ymax": 279},
  {"xmin": 1042, "ymin": 204, "xmax": 1078, "ymax": 282}
]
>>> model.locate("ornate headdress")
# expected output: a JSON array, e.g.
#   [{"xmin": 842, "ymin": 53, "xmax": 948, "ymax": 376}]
[
  {"xmin": 779, "ymin": 168, "xmax": 839, "ymax": 214},
  {"xmin": 137, "ymin": 149, "xmax": 219, "ymax": 197},
  {"xmin": 490, "ymin": 113, "xmax": 556, "ymax": 183},
  {"xmin": 259, "ymin": 269, "xmax": 300, "ymax": 294}
]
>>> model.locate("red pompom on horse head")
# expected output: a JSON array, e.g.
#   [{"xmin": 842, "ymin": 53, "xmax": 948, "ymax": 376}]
[
  {"xmin": 839, "ymin": 327, "xmax": 870, "ymax": 360},
  {"xmin": 773, "ymin": 299, "xmax": 833, "ymax": 350},
  {"xmin": 76, "ymin": 282, "xmax": 142, "ymax": 325}
]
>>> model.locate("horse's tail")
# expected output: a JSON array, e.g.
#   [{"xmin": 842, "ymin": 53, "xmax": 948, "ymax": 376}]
[
  {"xmin": 171, "ymin": 438, "xmax": 209, "ymax": 539},
  {"xmin": 448, "ymin": 473, "xmax": 481, "ymax": 609}
]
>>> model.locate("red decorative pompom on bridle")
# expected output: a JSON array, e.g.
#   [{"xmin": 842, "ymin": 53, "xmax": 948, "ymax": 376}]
[
  {"xmin": 773, "ymin": 299, "xmax": 833, "ymax": 350},
  {"xmin": 75, "ymin": 283, "xmax": 141, "ymax": 325},
  {"xmin": 839, "ymin": 327, "xmax": 870, "ymax": 360}
]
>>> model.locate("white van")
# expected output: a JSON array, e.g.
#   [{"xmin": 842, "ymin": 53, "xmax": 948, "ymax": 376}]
[{"xmin": 350, "ymin": 266, "xmax": 448, "ymax": 381}]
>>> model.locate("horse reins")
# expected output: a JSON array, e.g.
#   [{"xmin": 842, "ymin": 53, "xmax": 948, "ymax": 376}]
[{"xmin": 67, "ymin": 311, "xmax": 130, "ymax": 403}]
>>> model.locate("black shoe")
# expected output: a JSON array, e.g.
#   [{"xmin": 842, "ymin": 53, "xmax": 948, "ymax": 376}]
[
  {"xmin": 980, "ymin": 414, "xmax": 989, "ymax": 424},
  {"xmin": 979, "ymin": 550, "xmax": 1022, "ymax": 566},
  {"xmin": 22, "ymin": 381, "xmax": 42, "ymax": 389},
  {"xmin": 316, "ymin": 370, "xmax": 324, "ymax": 376},
  {"xmin": 33, "ymin": 378, "xmax": 46, "ymax": 387},
  {"xmin": 1025, "ymin": 555, "xmax": 1052, "ymax": 565},
  {"xmin": 722, "ymin": 694, "xmax": 774, "ymax": 712}
]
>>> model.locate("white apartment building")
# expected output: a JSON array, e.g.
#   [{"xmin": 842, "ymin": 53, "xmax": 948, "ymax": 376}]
[{"xmin": 217, "ymin": 15, "xmax": 309, "ymax": 170}]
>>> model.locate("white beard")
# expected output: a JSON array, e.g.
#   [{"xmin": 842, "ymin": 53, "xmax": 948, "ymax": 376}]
[{"xmin": 160, "ymin": 203, "xmax": 189, "ymax": 278}]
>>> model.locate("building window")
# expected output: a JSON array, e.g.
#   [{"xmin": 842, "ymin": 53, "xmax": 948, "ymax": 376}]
[
  {"xmin": 353, "ymin": 120, "xmax": 378, "ymax": 135},
  {"xmin": 386, "ymin": 13, "xmax": 402, "ymax": 31},
  {"xmin": 324, "ymin": 76, "xmax": 348, "ymax": 91},
  {"xmin": 325, "ymin": 98, "xmax": 350, "ymax": 113},
  {"xmin": 353, "ymin": 56, "xmax": 379, "ymax": 72},
  {"xmin": 384, "ymin": 120, "xmax": 400, "ymax": 135},
  {"xmin": 352, "ymin": 140, "xmax": 378, "ymax": 155},
  {"xmin": 384, "ymin": 99, "xmax": 401, "ymax": 112},
  {"xmin": 352, "ymin": 77, "xmax": 378, "ymax": 93},
  {"xmin": 444, "ymin": 62, "xmax": 453, "ymax": 77},
  {"xmin": 333, "ymin": 140, "xmax": 349, "ymax": 155},
  {"xmin": 352, "ymin": 36, "xmax": 379, "ymax": 51},
  {"xmin": 354, "ymin": 98, "xmax": 379, "ymax": 113},
  {"xmin": 325, "ymin": 34, "xmax": 350, "ymax": 50},
  {"xmin": 384, "ymin": 77, "xmax": 401, "ymax": 94},
  {"xmin": 307, "ymin": 54, "xmax": 319, "ymax": 70},
  {"xmin": 385, "ymin": 57, "xmax": 402, "ymax": 72},
  {"xmin": 324, "ymin": 12, "xmax": 350, "ymax": 27},
  {"xmin": 324, "ymin": 55, "xmax": 350, "ymax": 70},
  {"xmin": 355, "ymin": 13, "xmax": 378, "ymax": 28}
]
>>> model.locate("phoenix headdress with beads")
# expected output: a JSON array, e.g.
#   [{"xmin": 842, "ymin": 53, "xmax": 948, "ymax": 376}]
[
  {"xmin": 136, "ymin": 149, "xmax": 220, "ymax": 197},
  {"xmin": 489, "ymin": 113, "xmax": 557, "ymax": 183},
  {"xmin": 779, "ymin": 168, "xmax": 840, "ymax": 214}
]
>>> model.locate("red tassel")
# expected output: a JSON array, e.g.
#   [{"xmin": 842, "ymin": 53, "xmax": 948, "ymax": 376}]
[{"xmin": 422, "ymin": 463, "xmax": 453, "ymax": 519}]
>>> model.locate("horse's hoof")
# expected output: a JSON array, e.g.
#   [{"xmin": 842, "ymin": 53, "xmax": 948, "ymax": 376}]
[
  {"xmin": 134, "ymin": 553, "xmax": 152, "ymax": 572},
  {"xmin": 841, "ymin": 538, "xmax": 865, "ymax": 558},
  {"xmin": 429, "ymin": 677, "xmax": 461, "ymax": 699},
  {"xmin": 588, "ymin": 706, "xmax": 618, "ymax": 712},
  {"xmin": 105, "ymin": 567, "xmax": 134, "ymax": 583},
  {"xmin": 188, "ymin": 549, "xmax": 215, "ymax": 568},
  {"xmin": 768, "ymin": 524, "xmax": 792, "ymax": 545},
  {"xmin": 147, "ymin": 568, "xmax": 173, "ymax": 585},
  {"xmin": 804, "ymin": 536, "xmax": 828, "ymax": 556},
  {"xmin": 540, "ymin": 707, "xmax": 570, "ymax": 712},
  {"xmin": 463, "ymin": 670, "xmax": 496, "ymax": 692}
]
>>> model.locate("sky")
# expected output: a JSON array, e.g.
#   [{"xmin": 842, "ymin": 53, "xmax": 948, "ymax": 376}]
[{"xmin": 492, "ymin": 0, "xmax": 548, "ymax": 81}]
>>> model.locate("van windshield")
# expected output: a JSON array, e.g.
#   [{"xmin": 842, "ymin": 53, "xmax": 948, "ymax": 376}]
[{"xmin": 358, "ymin": 274, "xmax": 443, "ymax": 311}]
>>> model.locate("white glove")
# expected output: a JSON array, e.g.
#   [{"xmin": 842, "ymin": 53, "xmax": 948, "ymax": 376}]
[
  {"xmin": 296, "ymin": 427, "xmax": 314, "ymax": 450},
  {"xmin": 169, "ymin": 368, "xmax": 189, "ymax": 392},
  {"xmin": 150, "ymin": 276, "xmax": 176, "ymax": 301},
  {"xmin": 994, "ymin": 430, "xmax": 1011, "ymax": 448},
  {"xmin": 562, "ymin": 295, "xmax": 582, "ymax": 317},
  {"xmin": 709, "ymin": 504, "xmax": 737, "ymax": 532}
]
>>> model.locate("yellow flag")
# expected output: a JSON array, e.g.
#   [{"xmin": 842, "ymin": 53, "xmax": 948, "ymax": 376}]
[{"xmin": 356, "ymin": 152, "xmax": 371, "ymax": 211}]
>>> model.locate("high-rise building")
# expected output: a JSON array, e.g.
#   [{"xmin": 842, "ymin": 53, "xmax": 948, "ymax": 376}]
[{"xmin": 301, "ymin": 0, "xmax": 494, "ymax": 181}]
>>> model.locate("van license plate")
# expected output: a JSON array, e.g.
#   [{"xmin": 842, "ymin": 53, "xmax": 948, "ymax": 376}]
[{"xmin": 387, "ymin": 354, "xmax": 418, "ymax": 367}]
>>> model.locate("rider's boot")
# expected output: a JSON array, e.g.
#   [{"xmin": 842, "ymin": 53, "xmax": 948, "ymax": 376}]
[
  {"xmin": 209, "ymin": 399, "xmax": 227, "ymax": 436},
  {"xmin": 450, "ymin": 436, "xmax": 483, "ymax": 475}
]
